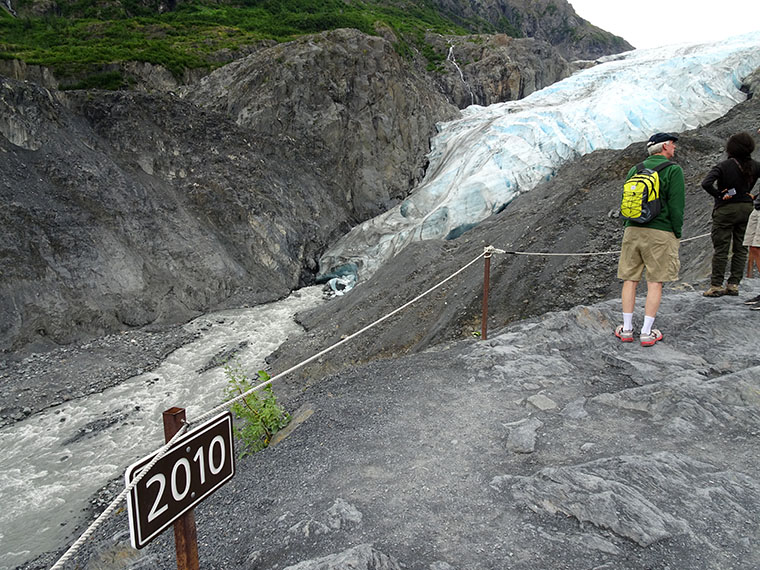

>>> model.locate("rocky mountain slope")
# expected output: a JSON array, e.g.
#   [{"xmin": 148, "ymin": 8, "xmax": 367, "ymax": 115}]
[
  {"xmin": 1, "ymin": 23, "xmax": 582, "ymax": 354},
  {"xmin": 1, "ymin": 73, "xmax": 371, "ymax": 351},
  {"xmin": 422, "ymin": 32, "xmax": 574, "ymax": 108},
  {"xmin": 431, "ymin": 0, "xmax": 633, "ymax": 58},
  {"xmin": 267, "ymin": 78, "xmax": 760, "ymax": 384},
  {"xmin": 5, "ymin": 0, "xmax": 631, "ymax": 65}
]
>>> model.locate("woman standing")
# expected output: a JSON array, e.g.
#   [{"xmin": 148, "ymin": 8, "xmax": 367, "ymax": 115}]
[{"xmin": 701, "ymin": 132, "xmax": 760, "ymax": 297}]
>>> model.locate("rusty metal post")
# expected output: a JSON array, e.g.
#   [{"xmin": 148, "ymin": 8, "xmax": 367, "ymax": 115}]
[
  {"xmin": 481, "ymin": 250, "xmax": 492, "ymax": 340},
  {"xmin": 163, "ymin": 407, "xmax": 200, "ymax": 570}
]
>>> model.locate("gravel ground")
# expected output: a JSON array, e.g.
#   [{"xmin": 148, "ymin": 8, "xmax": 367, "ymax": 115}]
[
  {"xmin": 0, "ymin": 325, "xmax": 198, "ymax": 429},
  {"xmin": 18, "ymin": 281, "xmax": 760, "ymax": 570}
]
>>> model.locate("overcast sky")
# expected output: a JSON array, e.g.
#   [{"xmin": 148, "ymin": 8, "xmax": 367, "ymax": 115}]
[{"xmin": 569, "ymin": 0, "xmax": 760, "ymax": 50}]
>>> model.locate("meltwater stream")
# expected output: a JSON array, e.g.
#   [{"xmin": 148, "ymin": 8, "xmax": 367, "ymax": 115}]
[{"xmin": 0, "ymin": 286, "xmax": 324, "ymax": 569}]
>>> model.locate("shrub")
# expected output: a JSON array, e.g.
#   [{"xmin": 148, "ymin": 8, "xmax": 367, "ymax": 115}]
[
  {"xmin": 60, "ymin": 70, "xmax": 127, "ymax": 90},
  {"xmin": 223, "ymin": 361, "xmax": 290, "ymax": 457},
  {"xmin": 0, "ymin": 0, "xmax": 484, "ymax": 85}
]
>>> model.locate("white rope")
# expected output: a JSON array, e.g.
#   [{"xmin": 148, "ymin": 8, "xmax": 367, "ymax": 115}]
[
  {"xmin": 496, "ymin": 232, "xmax": 711, "ymax": 257},
  {"xmin": 50, "ymin": 423, "xmax": 189, "ymax": 569},
  {"xmin": 192, "ymin": 249, "xmax": 487, "ymax": 426},
  {"xmin": 49, "ymin": 249, "xmax": 485, "ymax": 568},
  {"xmin": 48, "ymin": 231, "xmax": 713, "ymax": 567},
  {"xmin": 679, "ymin": 231, "xmax": 711, "ymax": 243},
  {"xmin": 508, "ymin": 248, "xmax": 622, "ymax": 257}
]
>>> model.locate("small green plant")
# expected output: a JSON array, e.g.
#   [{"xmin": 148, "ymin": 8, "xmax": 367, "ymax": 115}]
[
  {"xmin": 223, "ymin": 361, "xmax": 290, "ymax": 457},
  {"xmin": 60, "ymin": 70, "xmax": 127, "ymax": 90}
]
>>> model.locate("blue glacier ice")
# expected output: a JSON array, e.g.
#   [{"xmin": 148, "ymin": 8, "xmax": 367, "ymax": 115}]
[{"xmin": 318, "ymin": 32, "xmax": 760, "ymax": 284}]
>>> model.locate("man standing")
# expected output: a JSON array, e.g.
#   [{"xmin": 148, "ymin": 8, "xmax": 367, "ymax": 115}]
[{"xmin": 615, "ymin": 132, "xmax": 685, "ymax": 347}]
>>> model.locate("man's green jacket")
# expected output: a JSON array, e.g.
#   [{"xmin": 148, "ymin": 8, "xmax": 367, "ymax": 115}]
[{"xmin": 624, "ymin": 155, "xmax": 685, "ymax": 238}]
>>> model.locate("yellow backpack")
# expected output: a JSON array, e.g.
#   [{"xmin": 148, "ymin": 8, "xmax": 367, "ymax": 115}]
[{"xmin": 621, "ymin": 161, "xmax": 673, "ymax": 223}]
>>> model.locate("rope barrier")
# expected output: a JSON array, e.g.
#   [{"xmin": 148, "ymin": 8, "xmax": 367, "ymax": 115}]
[
  {"xmin": 49, "ymin": 249, "xmax": 486, "ymax": 569},
  {"xmin": 495, "ymin": 232, "xmax": 711, "ymax": 257},
  {"xmin": 49, "ymin": 230, "xmax": 713, "ymax": 568},
  {"xmin": 50, "ymin": 423, "xmax": 189, "ymax": 570},
  {"xmin": 192, "ymin": 249, "xmax": 487, "ymax": 427},
  {"xmin": 505, "ymin": 248, "xmax": 621, "ymax": 257},
  {"xmin": 679, "ymin": 231, "xmax": 712, "ymax": 243}
]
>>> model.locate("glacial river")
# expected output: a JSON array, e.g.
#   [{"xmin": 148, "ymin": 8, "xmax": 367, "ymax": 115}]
[{"xmin": 0, "ymin": 286, "xmax": 325, "ymax": 569}]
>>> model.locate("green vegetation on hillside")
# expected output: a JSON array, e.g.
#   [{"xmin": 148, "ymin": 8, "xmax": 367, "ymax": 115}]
[{"xmin": 0, "ymin": 0, "xmax": 496, "ymax": 86}]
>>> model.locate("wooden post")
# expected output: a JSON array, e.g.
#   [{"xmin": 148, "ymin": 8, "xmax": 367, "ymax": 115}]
[
  {"xmin": 163, "ymin": 407, "xmax": 200, "ymax": 570},
  {"xmin": 481, "ymin": 250, "xmax": 492, "ymax": 340}
]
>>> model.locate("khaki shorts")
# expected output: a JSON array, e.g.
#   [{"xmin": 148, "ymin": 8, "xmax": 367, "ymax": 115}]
[
  {"xmin": 617, "ymin": 226, "xmax": 680, "ymax": 282},
  {"xmin": 743, "ymin": 208, "xmax": 760, "ymax": 247}
]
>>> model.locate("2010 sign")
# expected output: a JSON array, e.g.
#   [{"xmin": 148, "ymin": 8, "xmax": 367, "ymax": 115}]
[{"xmin": 125, "ymin": 411, "xmax": 235, "ymax": 549}]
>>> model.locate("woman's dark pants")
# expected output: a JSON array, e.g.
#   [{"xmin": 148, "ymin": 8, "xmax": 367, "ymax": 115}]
[{"xmin": 710, "ymin": 202, "xmax": 754, "ymax": 286}]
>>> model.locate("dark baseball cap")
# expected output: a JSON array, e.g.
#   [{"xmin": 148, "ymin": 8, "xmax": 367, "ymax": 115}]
[{"xmin": 647, "ymin": 132, "xmax": 679, "ymax": 147}]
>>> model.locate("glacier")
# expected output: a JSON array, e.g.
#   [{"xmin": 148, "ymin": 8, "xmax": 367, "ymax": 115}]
[{"xmin": 318, "ymin": 32, "xmax": 760, "ymax": 284}]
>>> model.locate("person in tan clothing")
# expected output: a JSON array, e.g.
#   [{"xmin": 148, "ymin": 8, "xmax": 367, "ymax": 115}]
[{"xmin": 615, "ymin": 132, "xmax": 685, "ymax": 347}]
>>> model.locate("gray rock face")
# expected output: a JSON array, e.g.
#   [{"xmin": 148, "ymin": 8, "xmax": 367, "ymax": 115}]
[
  {"xmin": 0, "ymin": 76, "xmax": 348, "ymax": 351},
  {"xmin": 1, "ymin": 0, "xmax": 16, "ymax": 16},
  {"xmin": 0, "ymin": 28, "xmax": 458, "ymax": 352},
  {"xmin": 0, "ymin": 23, "xmax": 580, "ymax": 354},
  {"xmin": 182, "ymin": 28, "xmax": 459, "ymax": 222},
  {"xmin": 496, "ymin": 453, "xmax": 707, "ymax": 546},
  {"xmin": 428, "ymin": 33, "xmax": 573, "ymax": 108},
  {"xmin": 282, "ymin": 544, "xmax": 401, "ymax": 570},
  {"xmin": 0, "ymin": 58, "xmax": 57, "ymax": 89},
  {"xmin": 505, "ymin": 417, "xmax": 543, "ymax": 453},
  {"xmin": 430, "ymin": 0, "xmax": 633, "ymax": 59}
]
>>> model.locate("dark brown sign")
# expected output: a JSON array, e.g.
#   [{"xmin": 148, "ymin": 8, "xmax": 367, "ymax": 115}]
[{"xmin": 125, "ymin": 411, "xmax": 235, "ymax": 549}]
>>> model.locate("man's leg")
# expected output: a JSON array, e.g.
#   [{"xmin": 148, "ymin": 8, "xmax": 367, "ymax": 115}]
[
  {"xmin": 617, "ymin": 228, "xmax": 641, "ymax": 339},
  {"xmin": 644, "ymin": 281, "xmax": 663, "ymax": 316},
  {"xmin": 641, "ymin": 281, "xmax": 663, "ymax": 334},
  {"xmin": 622, "ymin": 280, "xmax": 637, "ymax": 313},
  {"xmin": 639, "ymin": 281, "xmax": 664, "ymax": 345},
  {"xmin": 617, "ymin": 280, "xmax": 637, "ymax": 337},
  {"xmin": 751, "ymin": 247, "xmax": 760, "ymax": 277}
]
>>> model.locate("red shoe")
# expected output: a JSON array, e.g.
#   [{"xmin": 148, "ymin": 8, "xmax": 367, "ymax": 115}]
[
  {"xmin": 615, "ymin": 325, "xmax": 634, "ymax": 342},
  {"xmin": 640, "ymin": 329, "xmax": 663, "ymax": 347}
]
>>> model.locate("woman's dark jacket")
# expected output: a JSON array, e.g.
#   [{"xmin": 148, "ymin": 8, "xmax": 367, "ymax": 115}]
[{"xmin": 701, "ymin": 157, "xmax": 760, "ymax": 209}]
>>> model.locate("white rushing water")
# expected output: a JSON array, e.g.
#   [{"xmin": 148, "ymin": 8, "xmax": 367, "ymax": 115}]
[{"xmin": 0, "ymin": 286, "xmax": 325, "ymax": 569}]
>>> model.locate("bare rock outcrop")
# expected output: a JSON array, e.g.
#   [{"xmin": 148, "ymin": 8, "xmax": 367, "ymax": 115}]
[
  {"xmin": 429, "ymin": 33, "xmax": 573, "ymax": 108},
  {"xmin": 182, "ymin": 28, "xmax": 459, "ymax": 222},
  {"xmin": 431, "ymin": 0, "xmax": 633, "ymax": 59},
  {"xmin": 0, "ymin": 58, "xmax": 57, "ymax": 89},
  {"xmin": 0, "ymin": 75, "xmax": 359, "ymax": 351},
  {"xmin": 282, "ymin": 544, "xmax": 402, "ymax": 570},
  {"xmin": 0, "ymin": 29, "xmax": 459, "ymax": 353}
]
